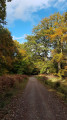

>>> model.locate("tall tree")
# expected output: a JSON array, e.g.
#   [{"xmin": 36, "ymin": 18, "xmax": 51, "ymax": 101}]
[
  {"xmin": 26, "ymin": 12, "xmax": 67, "ymax": 76},
  {"xmin": 0, "ymin": 28, "xmax": 17, "ymax": 74}
]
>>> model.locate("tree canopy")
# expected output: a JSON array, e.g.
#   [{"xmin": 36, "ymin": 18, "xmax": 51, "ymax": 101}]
[
  {"xmin": 25, "ymin": 12, "xmax": 67, "ymax": 77},
  {"xmin": 0, "ymin": 5, "xmax": 67, "ymax": 77}
]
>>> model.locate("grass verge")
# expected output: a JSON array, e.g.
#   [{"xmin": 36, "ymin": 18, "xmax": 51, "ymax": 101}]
[{"xmin": 37, "ymin": 75, "xmax": 67, "ymax": 103}]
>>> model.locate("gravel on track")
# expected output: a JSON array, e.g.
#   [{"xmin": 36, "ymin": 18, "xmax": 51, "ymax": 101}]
[{"xmin": 1, "ymin": 76, "xmax": 67, "ymax": 120}]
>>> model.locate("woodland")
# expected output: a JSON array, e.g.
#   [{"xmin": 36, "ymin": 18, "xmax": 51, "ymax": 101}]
[
  {"xmin": 0, "ymin": 0, "xmax": 67, "ymax": 112},
  {"xmin": 0, "ymin": 0, "xmax": 67, "ymax": 77}
]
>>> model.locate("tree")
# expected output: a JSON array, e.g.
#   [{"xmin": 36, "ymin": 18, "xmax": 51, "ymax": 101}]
[
  {"xmin": 12, "ymin": 41, "xmax": 37, "ymax": 75},
  {"xmin": 0, "ymin": 28, "xmax": 17, "ymax": 74},
  {"xmin": 25, "ymin": 12, "xmax": 67, "ymax": 76},
  {"xmin": 0, "ymin": 0, "xmax": 12, "ymax": 26},
  {"xmin": 50, "ymin": 12, "xmax": 67, "ymax": 72}
]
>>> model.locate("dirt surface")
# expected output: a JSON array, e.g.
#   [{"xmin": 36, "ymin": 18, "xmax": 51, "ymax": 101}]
[{"xmin": 1, "ymin": 76, "xmax": 67, "ymax": 120}]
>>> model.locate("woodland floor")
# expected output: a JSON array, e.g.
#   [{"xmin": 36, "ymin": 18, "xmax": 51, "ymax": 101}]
[{"xmin": 1, "ymin": 76, "xmax": 67, "ymax": 120}]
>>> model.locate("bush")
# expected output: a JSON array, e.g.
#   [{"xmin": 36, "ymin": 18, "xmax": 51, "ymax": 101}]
[
  {"xmin": 0, "ymin": 74, "xmax": 28, "ymax": 91},
  {"xmin": 58, "ymin": 69, "xmax": 67, "ymax": 78},
  {"xmin": 0, "ymin": 74, "xmax": 28, "ymax": 109},
  {"xmin": 53, "ymin": 81, "xmax": 60, "ymax": 89},
  {"xmin": 37, "ymin": 75, "xmax": 67, "ymax": 101},
  {"xmin": 37, "ymin": 76, "xmax": 48, "ymax": 81},
  {"xmin": 40, "ymin": 61, "xmax": 56, "ymax": 74}
]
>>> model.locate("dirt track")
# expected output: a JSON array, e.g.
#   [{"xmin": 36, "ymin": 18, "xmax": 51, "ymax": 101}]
[{"xmin": 1, "ymin": 76, "xmax": 67, "ymax": 120}]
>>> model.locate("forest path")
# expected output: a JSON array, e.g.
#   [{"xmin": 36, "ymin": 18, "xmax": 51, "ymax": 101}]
[{"xmin": 2, "ymin": 76, "xmax": 67, "ymax": 120}]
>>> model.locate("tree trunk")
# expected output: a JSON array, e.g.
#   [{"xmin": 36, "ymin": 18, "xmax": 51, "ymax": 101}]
[{"xmin": 58, "ymin": 62, "xmax": 61, "ymax": 71}]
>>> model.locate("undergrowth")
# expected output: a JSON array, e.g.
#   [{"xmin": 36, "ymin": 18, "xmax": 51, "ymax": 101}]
[
  {"xmin": 37, "ymin": 75, "xmax": 67, "ymax": 102},
  {"xmin": 0, "ymin": 75, "xmax": 28, "ymax": 108}
]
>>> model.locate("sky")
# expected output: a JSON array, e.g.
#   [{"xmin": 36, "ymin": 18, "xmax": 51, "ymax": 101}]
[{"xmin": 6, "ymin": 0, "xmax": 67, "ymax": 43}]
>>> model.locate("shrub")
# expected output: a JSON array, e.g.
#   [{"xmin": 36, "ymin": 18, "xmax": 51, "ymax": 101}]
[
  {"xmin": 0, "ymin": 74, "xmax": 28, "ymax": 109},
  {"xmin": 53, "ymin": 81, "xmax": 60, "ymax": 89},
  {"xmin": 37, "ymin": 75, "xmax": 67, "ymax": 101},
  {"xmin": 58, "ymin": 69, "xmax": 67, "ymax": 78},
  {"xmin": 0, "ymin": 74, "xmax": 28, "ymax": 91}
]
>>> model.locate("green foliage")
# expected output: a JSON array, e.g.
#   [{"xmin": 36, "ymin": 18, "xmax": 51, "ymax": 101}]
[
  {"xmin": 37, "ymin": 75, "xmax": 67, "ymax": 101},
  {"xmin": 12, "ymin": 41, "xmax": 37, "ymax": 75},
  {"xmin": 0, "ymin": 0, "xmax": 6, "ymax": 25},
  {"xmin": 0, "ymin": 10, "xmax": 67, "ymax": 76},
  {"xmin": 58, "ymin": 69, "xmax": 67, "ymax": 78},
  {"xmin": 25, "ymin": 12, "xmax": 67, "ymax": 77},
  {"xmin": 0, "ymin": 0, "xmax": 12, "ymax": 25},
  {"xmin": 40, "ymin": 61, "xmax": 56, "ymax": 74},
  {"xmin": 0, "ymin": 28, "xmax": 18, "ymax": 75}
]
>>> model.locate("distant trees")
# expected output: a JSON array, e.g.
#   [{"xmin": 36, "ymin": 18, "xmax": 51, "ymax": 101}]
[{"xmin": 12, "ymin": 40, "xmax": 38, "ymax": 75}]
